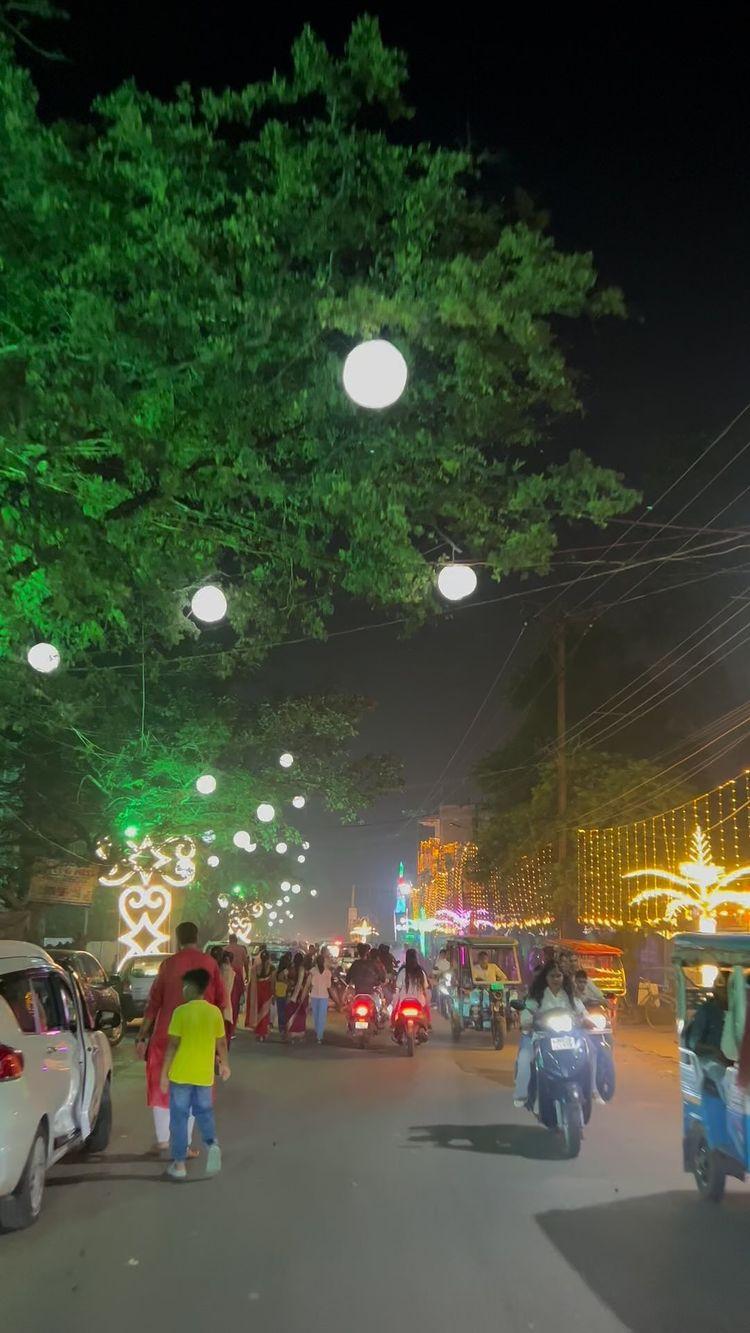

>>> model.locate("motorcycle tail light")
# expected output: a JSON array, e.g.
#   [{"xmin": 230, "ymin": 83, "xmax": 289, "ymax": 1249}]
[
  {"xmin": 0, "ymin": 1044, "xmax": 24, "ymax": 1081},
  {"xmin": 354, "ymin": 1002, "xmax": 371, "ymax": 1018},
  {"xmin": 400, "ymin": 1004, "xmax": 422, "ymax": 1019}
]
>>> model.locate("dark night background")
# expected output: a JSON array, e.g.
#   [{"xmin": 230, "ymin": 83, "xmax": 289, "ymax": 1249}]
[{"xmin": 21, "ymin": 4, "xmax": 750, "ymax": 936}]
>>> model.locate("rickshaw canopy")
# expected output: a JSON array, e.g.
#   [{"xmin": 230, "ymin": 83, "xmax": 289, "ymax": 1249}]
[{"xmin": 671, "ymin": 933, "xmax": 750, "ymax": 966}]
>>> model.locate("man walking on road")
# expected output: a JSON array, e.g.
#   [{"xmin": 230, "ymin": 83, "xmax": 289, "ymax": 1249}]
[
  {"xmin": 160, "ymin": 967, "xmax": 230, "ymax": 1181},
  {"xmin": 136, "ymin": 921, "xmax": 226, "ymax": 1155}
]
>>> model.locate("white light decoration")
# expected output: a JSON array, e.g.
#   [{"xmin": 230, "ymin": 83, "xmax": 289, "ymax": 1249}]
[
  {"xmin": 437, "ymin": 563, "xmax": 478, "ymax": 602},
  {"xmin": 280, "ymin": 880, "xmax": 291, "ymax": 892},
  {"xmin": 288, "ymin": 913, "xmax": 294, "ymax": 920},
  {"xmin": 200, "ymin": 829, "xmax": 216, "ymax": 844},
  {"xmin": 190, "ymin": 585, "xmax": 227, "ymax": 624},
  {"xmin": 310, "ymin": 889, "xmax": 318, "ymax": 897},
  {"xmin": 264, "ymin": 902, "xmax": 273, "ymax": 909},
  {"xmin": 302, "ymin": 841, "xmax": 310, "ymax": 851},
  {"xmin": 279, "ymin": 752, "xmax": 294, "ymax": 769},
  {"xmin": 196, "ymin": 774, "xmax": 217, "ymax": 795},
  {"xmin": 251, "ymin": 903, "xmax": 264, "ymax": 919},
  {"xmin": 283, "ymin": 895, "xmax": 290, "ymax": 904},
  {"xmin": 207, "ymin": 855, "xmax": 220, "ymax": 868},
  {"xmin": 217, "ymin": 893, "xmax": 229, "ymax": 909},
  {"xmin": 342, "ymin": 339, "xmax": 408, "ymax": 410},
  {"xmin": 626, "ymin": 825, "xmax": 750, "ymax": 935},
  {"xmin": 233, "ymin": 830, "xmax": 252, "ymax": 851},
  {"xmin": 276, "ymin": 899, "xmax": 283, "ymax": 907},
  {"xmin": 292, "ymin": 884, "xmax": 301, "ymax": 894},
  {"xmin": 292, "ymin": 796, "xmax": 306, "ymax": 810},
  {"xmin": 275, "ymin": 841, "xmax": 288, "ymax": 855},
  {"xmin": 269, "ymin": 910, "xmax": 278, "ymax": 921},
  {"xmin": 27, "ymin": 642, "xmax": 60, "ymax": 674},
  {"xmin": 99, "ymin": 834, "xmax": 196, "ymax": 965},
  {"xmin": 297, "ymin": 854, "xmax": 306, "ymax": 864},
  {"xmin": 256, "ymin": 803, "xmax": 275, "ymax": 823}
]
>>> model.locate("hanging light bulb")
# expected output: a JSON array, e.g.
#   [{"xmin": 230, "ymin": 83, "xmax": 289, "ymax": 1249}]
[
  {"xmin": 27, "ymin": 642, "xmax": 60, "ymax": 674},
  {"xmin": 275, "ymin": 841, "xmax": 288, "ymax": 855},
  {"xmin": 302, "ymin": 841, "xmax": 310, "ymax": 851},
  {"xmin": 279, "ymin": 752, "xmax": 294, "ymax": 769},
  {"xmin": 288, "ymin": 912, "xmax": 294, "ymax": 920},
  {"xmin": 280, "ymin": 881, "xmax": 291, "ymax": 892},
  {"xmin": 217, "ymin": 893, "xmax": 229, "ymax": 908},
  {"xmin": 292, "ymin": 884, "xmax": 301, "ymax": 894},
  {"xmin": 233, "ymin": 830, "xmax": 252, "ymax": 851},
  {"xmin": 269, "ymin": 911, "xmax": 278, "ymax": 921},
  {"xmin": 275, "ymin": 898, "xmax": 283, "ymax": 907},
  {"xmin": 256, "ymin": 803, "xmax": 275, "ymax": 823},
  {"xmin": 283, "ymin": 895, "xmax": 290, "ymax": 904},
  {"xmin": 292, "ymin": 796, "xmax": 306, "ymax": 809},
  {"xmin": 190, "ymin": 585, "xmax": 227, "ymax": 623},
  {"xmin": 297, "ymin": 854, "xmax": 306, "ymax": 864},
  {"xmin": 342, "ymin": 339, "xmax": 408, "ymax": 409},
  {"xmin": 437, "ymin": 563, "xmax": 478, "ymax": 602},
  {"xmin": 200, "ymin": 829, "xmax": 216, "ymax": 844},
  {"xmin": 310, "ymin": 889, "xmax": 318, "ymax": 897},
  {"xmin": 207, "ymin": 855, "xmax": 220, "ymax": 868},
  {"xmin": 196, "ymin": 774, "xmax": 217, "ymax": 795}
]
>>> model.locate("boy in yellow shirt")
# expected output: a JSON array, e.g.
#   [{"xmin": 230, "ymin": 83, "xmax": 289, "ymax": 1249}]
[{"xmin": 160, "ymin": 967, "xmax": 230, "ymax": 1181}]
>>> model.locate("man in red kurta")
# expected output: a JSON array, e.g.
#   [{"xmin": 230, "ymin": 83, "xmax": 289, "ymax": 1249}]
[{"xmin": 136, "ymin": 921, "xmax": 226, "ymax": 1151}]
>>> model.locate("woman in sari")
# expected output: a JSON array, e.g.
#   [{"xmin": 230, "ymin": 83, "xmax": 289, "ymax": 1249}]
[
  {"xmin": 245, "ymin": 947, "xmax": 275, "ymax": 1041},
  {"xmin": 286, "ymin": 951, "xmax": 312, "ymax": 1043},
  {"xmin": 274, "ymin": 951, "xmax": 292, "ymax": 1039}
]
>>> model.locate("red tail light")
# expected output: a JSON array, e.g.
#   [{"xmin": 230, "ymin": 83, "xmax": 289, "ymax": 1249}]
[
  {"xmin": 0, "ymin": 1044, "xmax": 24, "ymax": 1081},
  {"xmin": 400, "ymin": 1004, "xmax": 422, "ymax": 1019},
  {"xmin": 354, "ymin": 1002, "xmax": 372, "ymax": 1018}
]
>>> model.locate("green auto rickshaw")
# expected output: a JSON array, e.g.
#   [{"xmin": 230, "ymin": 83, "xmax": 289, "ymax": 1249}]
[{"xmin": 441, "ymin": 935, "xmax": 523, "ymax": 1049}]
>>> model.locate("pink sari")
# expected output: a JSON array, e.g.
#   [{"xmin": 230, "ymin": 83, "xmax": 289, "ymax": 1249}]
[
  {"xmin": 286, "ymin": 971, "xmax": 310, "ymax": 1037},
  {"xmin": 246, "ymin": 970, "xmax": 273, "ymax": 1037}
]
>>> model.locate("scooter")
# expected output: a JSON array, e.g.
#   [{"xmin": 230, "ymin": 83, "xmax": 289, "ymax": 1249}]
[
  {"xmin": 585, "ymin": 1004, "xmax": 616, "ymax": 1102},
  {"xmin": 347, "ymin": 993, "xmax": 380, "ymax": 1049},
  {"xmin": 392, "ymin": 997, "xmax": 429, "ymax": 1056},
  {"xmin": 526, "ymin": 1009, "xmax": 593, "ymax": 1158}
]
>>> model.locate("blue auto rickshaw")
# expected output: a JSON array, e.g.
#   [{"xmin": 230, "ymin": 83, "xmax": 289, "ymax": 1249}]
[{"xmin": 673, "ymin": 933, "xmax": 749, "ymax": 1202}]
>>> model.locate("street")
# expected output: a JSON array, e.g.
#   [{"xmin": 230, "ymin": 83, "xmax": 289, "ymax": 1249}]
[{"xmin": 3, "ymin": 1016, "xmax": 746, "ymax": 1333}]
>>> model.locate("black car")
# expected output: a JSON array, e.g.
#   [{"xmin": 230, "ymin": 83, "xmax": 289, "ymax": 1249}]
[{"xmin": 49, "ymin": 948, "xmax": 124, "ymax": 1046}]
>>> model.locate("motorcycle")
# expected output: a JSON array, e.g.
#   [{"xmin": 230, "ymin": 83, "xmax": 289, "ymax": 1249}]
[
  {"xmin": 585, "ymin": 1004, "xmax": 616, "ymax": 1102},
  {"xmin": 347, "ymin": 993, "xmax": 380, "ymax": 1048},
  {"xmin": 526, "ymin": 1009, "xmax": 593, "ymax": 1158},
  {"xmin": 392, "ymin": 997, "xmax": 429, "ymax": 1056}
]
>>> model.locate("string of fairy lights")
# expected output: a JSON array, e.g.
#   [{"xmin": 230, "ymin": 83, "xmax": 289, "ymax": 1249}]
[{"xmin": 412, "ymin": 836, "xmax": 553, "ymax": 932}]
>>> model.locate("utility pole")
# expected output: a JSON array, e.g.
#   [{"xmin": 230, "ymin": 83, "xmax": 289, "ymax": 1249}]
[{"xmin": 555, "ymin": 619, "xmax": 567, "ymax": 866}]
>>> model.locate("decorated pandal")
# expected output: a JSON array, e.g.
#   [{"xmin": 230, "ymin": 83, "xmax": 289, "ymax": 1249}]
[
  {"xmin": 578, "ymin": 772, "xmax": 750, "ymax": 933},
  {"xmin": 410, "ymin": 837, "xmax": 553, "ymax": 935}
]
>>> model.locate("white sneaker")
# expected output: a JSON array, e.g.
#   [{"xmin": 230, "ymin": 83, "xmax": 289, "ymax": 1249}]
[
  {"xmin": 206, "ymin": 1143, "xmax": 222, "ymax": 1175},
  {"xmin": 513, "ymin": 1098, "xmax": 526, "ymax": 1109},
  {"xmin": 166, "ymin": 1161, "xmax": 187, "ymax": 1181}
]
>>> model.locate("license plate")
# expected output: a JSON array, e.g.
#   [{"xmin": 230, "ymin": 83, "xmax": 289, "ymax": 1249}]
[
  {"xmin": 354, "ymin": 1021, "xmax": 369, "ymax": 1029},
  {"xmin": 550, "ymin": 1036, "xmax": 576, "ymax": 1051}
]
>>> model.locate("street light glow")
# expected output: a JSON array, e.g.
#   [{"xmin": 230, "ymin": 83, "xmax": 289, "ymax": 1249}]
[
  {"xmin": 342, "ymin": 339, "xmax": 408, "ymax": 410},
  {"xmin": 437, "ymin": 563, "xmax": 478, "ymax": 602},
  {"xmin": 190, "ymin": 585, "xmax": 227, "ymax": 623},
  {"xmin": 196, "ymin": 774, "xmax": 217, "ymax": 794},
  {"xmin": 27, "ymin": 642, "xmax": 60, "ymax": 673}
]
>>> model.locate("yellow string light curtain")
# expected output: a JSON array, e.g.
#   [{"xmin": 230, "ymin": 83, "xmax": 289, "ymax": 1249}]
[
  {"xmin": 414, "ymin": 835, "xmax": 553, "ymax": 928},
  {"xmin": 578, "ymin": 771, "xmax": 750, "ymax": 929},
  {"xmin": 489, "ymin": 844, "xmax": 554, "ymax": 929}
]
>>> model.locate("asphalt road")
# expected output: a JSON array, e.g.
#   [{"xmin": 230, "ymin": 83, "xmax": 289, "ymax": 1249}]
[{"xmin": 3, "ymin": 1014, "xmax": 747, "ymax": 1333}]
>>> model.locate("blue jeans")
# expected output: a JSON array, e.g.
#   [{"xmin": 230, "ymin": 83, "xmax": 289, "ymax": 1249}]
[
  {"xmin": 276, "ymin": 996, "xmax": 287, "ymax": 1033},
  {"xmin": 311, "ymin": 997, "xmax": 328, "ymax": 1041},
  {"xmin": 169, "ymin": 1083, "xmax": 216, "ymax": 1163},
  {"xmin": 514, "ymin": 1034, "xmax": 533, "ymax": 1100}
]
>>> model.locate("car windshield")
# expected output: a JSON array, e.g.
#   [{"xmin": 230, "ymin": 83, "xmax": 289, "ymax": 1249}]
[{"xmin": 129, "ymin": 957, "xmax": 168, "ymax": 978}]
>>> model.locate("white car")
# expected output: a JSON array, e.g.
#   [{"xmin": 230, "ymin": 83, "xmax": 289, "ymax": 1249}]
[{"xmin": 0, "ymin": 940, "xmax": 113, "ymax": 1231}]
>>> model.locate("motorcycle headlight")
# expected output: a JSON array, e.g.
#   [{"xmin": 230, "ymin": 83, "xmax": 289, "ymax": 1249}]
[
  {"xmin": 544, "ymin": 1012, "xmax": 573, "ymax": 1034},
  {"xmin": 588, "ymin": 1011, "xmax": 607, "ymax": 1031}
]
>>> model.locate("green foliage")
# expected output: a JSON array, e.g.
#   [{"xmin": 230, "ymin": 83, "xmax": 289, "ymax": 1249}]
[{"xmin": 0, "ymin": 18, "xmax": 634, "ymax": 665}]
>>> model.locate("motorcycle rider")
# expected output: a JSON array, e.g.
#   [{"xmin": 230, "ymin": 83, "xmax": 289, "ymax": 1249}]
[
  {"xmin": 346, "ymin": 943, "xmax": 380, "ymax": 996},
  {"xmin": 393, "ymin": 948, "xmax": 431, "ymax": 1028},
  {"xmin": 513, "ymin": 959, "xmax": 588, "ymax": 1108}
]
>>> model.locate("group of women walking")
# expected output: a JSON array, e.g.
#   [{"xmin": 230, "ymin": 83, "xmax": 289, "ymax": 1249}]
[{"xmin": 241, "ymin": 947, "xmax": 333, "ymax": 1045}]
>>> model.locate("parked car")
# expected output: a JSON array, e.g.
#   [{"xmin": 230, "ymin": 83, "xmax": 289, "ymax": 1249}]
[
  {"xmin": 0, "ymin": 940, "xmax": 113, "ymax": 1231},
  {"xmin": 49, "ymin": 949, "xmax": 124, "ymax": 1046},
  {"xmin": 112, "ymin": 953, "xmax": 173, "ymax": 1021}
]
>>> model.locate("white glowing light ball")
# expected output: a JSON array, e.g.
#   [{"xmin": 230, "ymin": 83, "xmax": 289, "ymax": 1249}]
[
  {"xmin": 292, "ymin": 884, "xmax": 301, "ymax": 894},
  {"xmin": 437, "ymin": 563, "xmax": 478, "ymax": 602},
  {"xmin": 283, "ymin": 895, "xmax": 290, "ymax": 904},
  {"xmin": 286, "ymin": 911, "xmax": 293, "ymax": 918},
  {"xmin": 196, "ymin": 774, "xmax": 217, "ymax": 795},
  {"xmin": 279, "ymin": 752, "xmax": 294, "ymax": 769},
  {"xmin": 252, "ymin": 903, "xmax": 264, "ymax": 918},
  {"xmin": 275, "ymin": 841, "xmax": 288, "ymax": 855},
  {"xmin": 256, "ymin": 803, "xmax": 275, "ymax": 823},
  {"xmin": 302, "ymin": 841, "xmax": 310, "ymax": 851},
  {"xmin": 342, "ymin": 339, "xmax": 407, "ymax": 410},
  {"xmin": 27, "ymin": 642, "xmax": 60, "ymax": 674},
  {"xmin": 233, "ymin": 830, "xmax": 252, "ymax": 850},
  {"xmin": 269, "ymin": 911, "xmax": 277, "ymax": 921},
  {"xmin": 207, "ymin": 855, "xmax": 220, "ymax": 868},
  {"xmin": 217, "ymin": 892, "xmax": 229, "ymax": 908},
  {"xmin": 310, "ymin": 888, "xmax": 318, "ymax": 897},
  {"xmin": 297, "ymin": 854, "xmax": 306, "ymax": 864},
  {"xmin": 191, "ymin": 585, "xmax": 227, "ymax": 624},
  {"xmin": 280, "ymin": 880, "xmax": 291, "ymax": 892},
  {"xmin": 292, "ymin": 795, "xmax": 306, "ymax": 809},
  {"xmin": 275, "ymin": 898, "xmax": 283, "ymax": 907}
]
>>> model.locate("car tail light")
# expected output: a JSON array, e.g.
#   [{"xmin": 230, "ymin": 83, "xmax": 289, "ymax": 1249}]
[
  {"xmin": 0, "ymin": 1044, "xmax": 24, "ymax": 1081},
  {"xmin": 354, "ymin": 1002, "xmax": 372, "ymax": 1019},
  {"xmin": 400, "ymin": 1003, "xmax": 422, "ymax": 1019}
]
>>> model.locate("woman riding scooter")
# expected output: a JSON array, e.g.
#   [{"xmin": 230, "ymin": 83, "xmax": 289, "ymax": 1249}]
[{"xmin": 513, "ymin": 959, "xmax": 588, "ymax": 1107}]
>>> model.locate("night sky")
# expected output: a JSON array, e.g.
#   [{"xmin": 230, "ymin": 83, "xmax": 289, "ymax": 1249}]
[{"xmin": 24, "ymin": 4, "xmax": 750, "ymax": 936}]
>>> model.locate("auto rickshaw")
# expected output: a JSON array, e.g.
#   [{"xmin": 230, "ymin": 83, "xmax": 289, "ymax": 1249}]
[
  {"xmin": 527, "ymin": 939, "xmax": 627, "ymax": 1000},
  {"xmin": 442, "ymin": 935, "xmax": 522, "ymax": 1049},
  {"xmin": 672, "ymin": 933, "xmax": 750, "ymax": 1202}
]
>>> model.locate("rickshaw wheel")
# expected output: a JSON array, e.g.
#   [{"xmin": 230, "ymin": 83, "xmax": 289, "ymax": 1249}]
[
  {"xmin": 492, "ymin": 1016, "xmax": 506, "ymax": 1050},
  {"xmin": 693, "ymin": 1137, "xmax": 726, "ymax": 1202}
]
